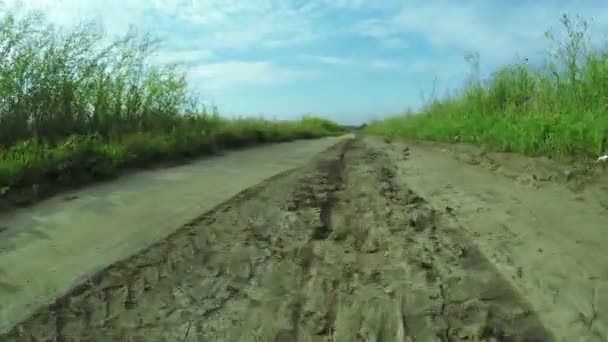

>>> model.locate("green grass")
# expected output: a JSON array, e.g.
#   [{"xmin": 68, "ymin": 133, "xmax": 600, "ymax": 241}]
[
  {"xmin": 0, "ymin": 11, "xmax": 344, "ymax": 208},
  {"xmin": 365, "ymin": 14, "xmax": 608, "ymax": 159}
]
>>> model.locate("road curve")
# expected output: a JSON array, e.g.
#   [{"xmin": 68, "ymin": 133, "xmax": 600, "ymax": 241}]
[{"xmin": 0, "ymin": 136, "xmax": 348, "ymax": 335}]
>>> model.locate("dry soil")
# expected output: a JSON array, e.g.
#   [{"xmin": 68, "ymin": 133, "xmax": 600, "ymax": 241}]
[{"xmin": 2, "ymin": 136, "xmax": 608, "ymax": 341}]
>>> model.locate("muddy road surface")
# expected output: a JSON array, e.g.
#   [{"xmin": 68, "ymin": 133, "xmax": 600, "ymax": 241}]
[{"xmin": 3, "ymin": 137, "xmax": 608, "ymax": 341}]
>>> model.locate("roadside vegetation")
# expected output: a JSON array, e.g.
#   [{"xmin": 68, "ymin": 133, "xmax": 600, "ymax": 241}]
[
  {"xmin": 0, "ymin": 11, "xmax": 344, "ymax": 208},
  {"xmin": 365, "ymin": 15, "xmax": 608, "ymax": 159}
]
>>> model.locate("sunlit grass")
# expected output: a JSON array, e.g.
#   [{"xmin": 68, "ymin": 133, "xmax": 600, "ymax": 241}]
[{"xmin": 365, "ymin": 14, "xmax": 608, "ymax": 159}]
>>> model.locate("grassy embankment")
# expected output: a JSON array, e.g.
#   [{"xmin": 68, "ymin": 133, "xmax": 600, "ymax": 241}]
[
  {"xmin": 365, "ymin": 15, "xmax": 608, "ymax": 159},
  {"xmin": 0, "ymin": 12, "xmax": 344, "ymax": 209}
]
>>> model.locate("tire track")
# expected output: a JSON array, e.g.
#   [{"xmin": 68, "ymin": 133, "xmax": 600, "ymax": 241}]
[{"xmin": 2, "ymin": 138, "xmax": 555, "ymax": 341}]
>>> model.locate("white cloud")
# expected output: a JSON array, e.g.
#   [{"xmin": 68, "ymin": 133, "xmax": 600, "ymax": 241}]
[
  {"xmin": 392, "ymin": 2, "xmax": 543, "ymax": 65},
  {"xmin": 1, "ymin": 0, "xmax": 330, "ymax": 93},
  {"xmin": 187, "ymin": 61, "xmax": 311, "ymax": 93},
  {"xmin": 3, "ymin": 0, "xmax": 325, "ymax": 50},
  {"xmin": 6, "ymin": 1, "xmax": 608, "ymax": 69},
  {"xmin": 148, "ymin": 1, "xmax": 325, "ymax": 51},
  {"xmin": 299, "ymin": 54, "xmax": 401, "ymax": 70},
  {"xmin": 299, "ymin": 55, "xmax": 357, "ymax": 67},
  {"xmin": 368, "ymin": 59, "xmax": 401, "ymax": 70},
  {"xmin": 151, "ymin": 49, "xmax": 215, "ymax": 66},
  {"xmin": 2, "ymin": 0, "xmax": 154, "ymax": 39},
  {"xmin": 352, "ymin": 18, "xmax": 408, "ymax": 49},
  {"xmin": 353, "ymin": 1, "xmax": 608, "ymax": 67}
]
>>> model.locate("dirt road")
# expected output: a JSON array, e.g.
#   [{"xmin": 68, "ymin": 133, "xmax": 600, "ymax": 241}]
[
  {"xmin": 0, "ymin": 136, "xmax": 347, "ymax": 337},
  {"xmin": 2, "ymin": 136, "xmax": 608, "ymax": 341}
]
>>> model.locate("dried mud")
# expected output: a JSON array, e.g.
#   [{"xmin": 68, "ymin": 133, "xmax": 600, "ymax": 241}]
[{"xmin": 3, "ymin": 138, "xmax": 554, "ymax": 341}]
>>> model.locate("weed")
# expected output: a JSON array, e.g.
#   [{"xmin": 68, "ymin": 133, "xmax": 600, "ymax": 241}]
[{"xmin": 365, "ymin": 14, "xmax": 608, "ymax": 159}]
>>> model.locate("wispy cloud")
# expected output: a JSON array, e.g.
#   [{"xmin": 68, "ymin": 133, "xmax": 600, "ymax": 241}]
[
  {"xmin": 151, "ymin": 49, "xmax": 215, "ymax": 66},
  {"xmin": 188, "ymin": 61, "xmax": 313, "ymax": 93},
  {"xmin": 351, "ymin": 1, "xmax": 608, "ymax": 68},
  {"xmin": 299, "ymin": 54, "xmax": 400, "ymax": 70}
]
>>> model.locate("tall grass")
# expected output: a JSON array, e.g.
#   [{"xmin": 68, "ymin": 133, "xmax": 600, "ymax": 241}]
[
  {"xmin": 0, "ymin": 11, "xmax": 199, "ymax": 146},
  {"xmin": 0, "ymin": 11, "xmax": 344, "ymax": 208},
  {"xmin": 365, "ymin": 14, "xmax": 608, "ymax": 158}
]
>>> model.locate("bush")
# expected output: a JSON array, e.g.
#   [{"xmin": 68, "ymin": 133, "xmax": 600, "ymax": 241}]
[{"xmin": 0, "ymin": 11, "xmax": 345, "ymax": 208}]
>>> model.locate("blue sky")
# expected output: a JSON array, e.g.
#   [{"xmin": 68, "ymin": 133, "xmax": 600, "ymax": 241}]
[{"xmin": 3, "ymin": 1, "xmax": 608, "ymax": 124}]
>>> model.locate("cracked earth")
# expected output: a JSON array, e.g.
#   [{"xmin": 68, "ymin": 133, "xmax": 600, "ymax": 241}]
[{"xmin": 5, "ymin": 136, "xmax": 608, "ymax": 341}]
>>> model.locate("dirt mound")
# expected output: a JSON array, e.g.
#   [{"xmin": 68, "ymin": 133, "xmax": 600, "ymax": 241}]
[{"xmin": 3, "ymin": 138, "xmax": 553, "ymax": 341}]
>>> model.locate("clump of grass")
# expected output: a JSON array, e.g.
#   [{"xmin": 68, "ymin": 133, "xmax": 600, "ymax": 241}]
[
  {"xmin": 365, "ymin": 14, "xmax": 608, "ymax": 158},
  {"xmin": 0, "ymin": 11, "xmax": 344, "ymax": 208}
]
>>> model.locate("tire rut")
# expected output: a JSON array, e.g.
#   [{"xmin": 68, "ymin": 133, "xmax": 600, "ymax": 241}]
[
  {"xmin": 356, "ymin": 141, "xmax": 553, "ymax": 341},
  {"xmin": 2, "ymin": 138, "xmax": 555, "ymax": 341}
]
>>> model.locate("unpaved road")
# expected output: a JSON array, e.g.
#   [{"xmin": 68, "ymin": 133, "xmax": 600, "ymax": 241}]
[
  {"xmin": 0, "ymin": 137, "xmax": 347, "ymax": 336},
  {"xmin": 2, "ymin": 136, "xmax": 608, "ymax": 341}
]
